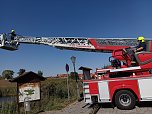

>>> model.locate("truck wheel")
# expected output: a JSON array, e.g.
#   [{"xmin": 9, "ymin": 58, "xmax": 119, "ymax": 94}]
[{"xmin": 115, "ymin": 90, "xmax": 136, "ymax": 110}]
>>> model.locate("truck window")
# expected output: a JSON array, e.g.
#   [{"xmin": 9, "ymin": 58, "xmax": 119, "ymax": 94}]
[{"xmin": 109, "ymin": 72, "xmax": 132, "ymax": 78}]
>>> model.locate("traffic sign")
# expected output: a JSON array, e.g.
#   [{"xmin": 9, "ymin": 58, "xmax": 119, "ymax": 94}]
[{"xmin": 65, "ymin": 64, "xmax": 69, "ymax": 72}]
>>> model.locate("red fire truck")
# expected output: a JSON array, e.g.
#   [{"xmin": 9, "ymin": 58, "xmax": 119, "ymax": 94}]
[
  {"xmin": 1, "ymin": 33, "xmax": 152, "ymax": 110},
  {"xmin": 82, "ymin": 40, "xmax": 152, "ymax": 110}
]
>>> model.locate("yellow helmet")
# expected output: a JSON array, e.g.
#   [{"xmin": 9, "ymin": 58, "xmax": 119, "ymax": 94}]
[
  {"xmin": 11, "ymin": 29, "xmax": 15, "ymax": 33},
  {"xmin": 137, "ymin": 36, "xmax": 145, "ymax": 42}
]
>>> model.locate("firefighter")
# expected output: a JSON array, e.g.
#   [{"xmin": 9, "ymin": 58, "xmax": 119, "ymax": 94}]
[
  {"xmin": 131, "ymin": 36, "xmax": 146, "ymax": 64},
  {"xmin": 134, "ymin": 36, "xmax": 146, "ymax": 52},
  {"xmin": 10, "ymin": 29, "xmax": 16, "ymax": 40}
]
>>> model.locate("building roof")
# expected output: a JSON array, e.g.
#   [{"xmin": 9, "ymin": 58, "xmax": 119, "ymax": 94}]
[
  {"xmin": 10, "ymin": 71, "xmax": 46, "ymax": 83},
  {"xmin": 79, "ymin": 66, "xmax": 92, "ymax": 70}
]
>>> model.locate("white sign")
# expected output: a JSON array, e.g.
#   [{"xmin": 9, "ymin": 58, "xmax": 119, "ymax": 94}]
[{"xmin": 18, "ymin": 82, "xmax": 40, "ymax": 103}]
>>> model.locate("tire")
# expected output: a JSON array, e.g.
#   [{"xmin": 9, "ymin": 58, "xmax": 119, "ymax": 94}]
[{"xmin": 114, "ymin": 90, "xmax": 136, "ymax": 110}]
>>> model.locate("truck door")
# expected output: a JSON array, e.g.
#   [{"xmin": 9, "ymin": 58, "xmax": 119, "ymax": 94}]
[
  {"xmin": 98, "ymin": 81, "xmax": 110, "ymax": 102},
  {"xmin": 138, "ymin": 78, "xmax": 152, "ymax": 101}
]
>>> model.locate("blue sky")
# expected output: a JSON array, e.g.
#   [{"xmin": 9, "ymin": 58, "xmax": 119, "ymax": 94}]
[{"xmin": 1, "ymin": 0, "xmax": 152, "ymax": 76}]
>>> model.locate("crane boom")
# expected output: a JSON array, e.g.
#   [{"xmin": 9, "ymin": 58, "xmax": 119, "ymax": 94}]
[
  {"xmin": 2, "ymin": 33, "xmax": 152, "ymax": 78},
  {"xmin": 0, "ymin": 33, "xmax": 140, "ymax": 52}
]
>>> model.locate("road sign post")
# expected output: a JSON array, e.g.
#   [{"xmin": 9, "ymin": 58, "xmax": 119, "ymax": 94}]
[{"xmin": 66, "ymin": 64, "xmax": 70, "ymax": 100}]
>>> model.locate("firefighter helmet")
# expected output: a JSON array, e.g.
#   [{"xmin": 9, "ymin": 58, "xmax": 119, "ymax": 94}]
[
  {"xmin": 137, "ymin": 36, "xmax": 145, "ymax": 42},
  {"xmin": 11, "ymin": 29, "xmax": 15, "ymax": 33}
]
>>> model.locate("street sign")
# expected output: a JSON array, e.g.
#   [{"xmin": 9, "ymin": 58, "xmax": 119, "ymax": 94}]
[{"xmin": 65, "ymin": 64, "xmax": 69, "ymax": 72}]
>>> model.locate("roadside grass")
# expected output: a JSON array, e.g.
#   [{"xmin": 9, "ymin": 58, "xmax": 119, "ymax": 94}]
[
  {"xmin": 45, "ymin": 97, "xmax": 77, "ymax": 111},
  {"xmin": 0, "ymin": 87, "xmax": 17, "ymax": 97}
]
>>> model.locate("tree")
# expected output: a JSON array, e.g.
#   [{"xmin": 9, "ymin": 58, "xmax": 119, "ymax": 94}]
[
  {"xmin": 18, "ymin": 69, "xmax": 26, "ymax": 76},
  {"xmin": 0, "ymin": 75, "xmax": 3, "ymax": 80},
  {"xmin": 38, "ymin": 70, "xmax": 43, "ymax": 76},
  {"xmin": 69, "ymin": 72, "xmax": 79, "ymax": 80},
  {"xmin": 103, "ymin": 64, "xmax": 110, "ymax": 69},
  {"xmin": 2, "ymin": 70, "xmax": 14, "ymax": 79}
]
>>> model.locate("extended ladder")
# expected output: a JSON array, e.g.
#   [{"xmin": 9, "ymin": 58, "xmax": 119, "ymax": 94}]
[{"xmin": 0, "ymin": 33, "xmax": 139, "ymax": 52}]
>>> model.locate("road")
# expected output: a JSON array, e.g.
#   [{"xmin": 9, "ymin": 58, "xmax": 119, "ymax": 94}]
[
  {"xmin": 39, "ymin": 101, "xmax": 92, "ymax": 114},
  {"xmin": 97, "ymin": 103, "xmax": 152, "ymax": 114},
  {"xmin": 39, "ymin": 101, "xmax": 152, "ymax": 114}
]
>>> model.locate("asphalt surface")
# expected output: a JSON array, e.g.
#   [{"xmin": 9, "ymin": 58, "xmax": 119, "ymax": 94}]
[{"xmin": 39, "ymin": 101, "xmax": 152, "ymax": 114}]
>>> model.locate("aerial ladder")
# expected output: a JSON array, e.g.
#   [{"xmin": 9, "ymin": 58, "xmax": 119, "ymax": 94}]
[
  {"xmin": 0, "ymin": 32, "xmax": 138, "ymax": 52},
  {"xmin": 1, "ymin": 32, "xmax": 152, "ymax": 71}
]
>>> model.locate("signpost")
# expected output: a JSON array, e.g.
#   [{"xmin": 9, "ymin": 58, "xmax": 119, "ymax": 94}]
[
  {"xmin": 10, "ymin": 71, "xmax": 45, "ymax": 114},
  {"xmin": 24, "ymin": 97, "xmax": 31, "ymax": 114},
  {"xmin": 70, "ymin": 56, "xmax": 80, "ymax": 100},
  {"xmin": 65, "ymin": 64, "xmax": 70, "ymax": 100}
]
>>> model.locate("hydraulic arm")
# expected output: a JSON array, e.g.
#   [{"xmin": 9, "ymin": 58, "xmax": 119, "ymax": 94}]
[
  {"xmin": 0, "ymin": 33, "xmax": 138, "ymax": 52},
  {"xmin": 1, "ymin": 33, "xmax": 152, "ymax": 73}
]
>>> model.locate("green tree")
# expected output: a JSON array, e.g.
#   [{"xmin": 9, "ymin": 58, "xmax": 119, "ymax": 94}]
[
  {"xmin": 18, "ymin": 69, "xmax": 26, "ymax": 76},
  {"xmin": 2, "ymin": 70, "xmax": 14, "ymax": 79},
  {"xmin": 38, "ymin": 70, "xmax": 43, "ymax": 76},
  {"xmin": 69, "ymin": 72, "xmax": 79, "ymax": 80},
  {"xmin": 0, "ymin": 75, "xmax": 3, "ymax": 80},
  {"xmin": 103, "ymin": 64, "xmax": 110, "ymax": 69}
]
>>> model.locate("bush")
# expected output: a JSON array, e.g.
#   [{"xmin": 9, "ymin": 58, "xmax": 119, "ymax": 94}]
[{"xmin": 0, "ymin": 87, "xmax": 16, "ymax": 97}]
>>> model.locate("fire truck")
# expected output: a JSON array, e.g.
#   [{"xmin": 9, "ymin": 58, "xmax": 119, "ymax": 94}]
[{"xmin": 1, "ymin": 33, "xmax": 152, "ymax": 110}]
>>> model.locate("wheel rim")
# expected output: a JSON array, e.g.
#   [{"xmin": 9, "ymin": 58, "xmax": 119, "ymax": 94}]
[{"xmin": 119, "ymin": 94, "xmax": 131, "ymax": 106}]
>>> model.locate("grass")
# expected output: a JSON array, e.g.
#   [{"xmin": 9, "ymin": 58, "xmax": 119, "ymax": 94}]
[
  {"xmin": 0, "ymin": 80, "xmax": 16, "ymax": 88},
  {"xmin": 0, "ymin": 80, "xmax": 17, "ymax": 97}
]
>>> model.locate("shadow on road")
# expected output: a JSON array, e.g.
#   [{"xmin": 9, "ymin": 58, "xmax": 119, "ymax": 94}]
[
  {"xmin": 87, "ymin": 101, "xmax": 152, "ymax": 109},
  {"xmin": 137, "ymin": 101, "xmax": 152, "ymax": 108},
  {"xmin": 100, "ymin": 101, "xmax": 152, "ymax": 108}
]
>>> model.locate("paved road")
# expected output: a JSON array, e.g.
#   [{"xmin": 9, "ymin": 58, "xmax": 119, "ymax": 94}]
[
  {"xmin": 39, "ymin": 101, "xmax": 152, "ymax": 114},
  {"xmin": 97, "ymin": 105, "xmax": 152, "ymax": 114},
  {"xmin": 39, "ymin": 101, "xmax": 92, "ymax": 114}
]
